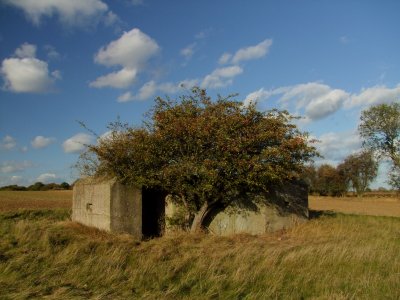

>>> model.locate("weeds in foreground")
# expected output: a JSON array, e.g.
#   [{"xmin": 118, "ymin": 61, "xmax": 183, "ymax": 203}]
[{"xmin": 0, "ymin": 210, "xmax": 399, "ymax": 299}]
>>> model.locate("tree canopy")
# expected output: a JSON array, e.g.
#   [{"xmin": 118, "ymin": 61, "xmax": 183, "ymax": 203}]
[
  {"xmin": 83, "ymin": 88, "xmax": 318, "ymax": 232},
  {"xmin": 359, "ymin": 102, "xmax": 400, "ymax": 190},
  {"xmin": 337, "ymin": 151, "xmax": 378, "ymax": 197}
]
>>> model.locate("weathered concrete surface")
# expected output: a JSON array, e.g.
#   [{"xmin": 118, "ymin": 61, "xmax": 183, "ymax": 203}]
[
  {"xmin": 72, "ymin": 177, "xmax": 142, "ymax": 239},
  {"xmin": 74, "ymin": 177, "xmax": 308, "ymax": 237},
  {"xmin": 166, "ymin": 180, "xmax": 309, "ymax": 235}
]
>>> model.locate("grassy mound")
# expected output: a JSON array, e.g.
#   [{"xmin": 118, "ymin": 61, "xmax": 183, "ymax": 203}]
[{"xmin": 0, "ymin": 209, "xmax": 399, "ymax": 299}]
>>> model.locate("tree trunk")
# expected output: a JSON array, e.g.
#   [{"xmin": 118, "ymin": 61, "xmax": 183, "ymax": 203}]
[{"xmin": 190, "ymin": 202, "xmax": 212, "ymax": 233}]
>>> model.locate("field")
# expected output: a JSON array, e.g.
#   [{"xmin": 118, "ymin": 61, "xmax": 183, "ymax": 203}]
[
  {"xmin": 0, "ymin": 191, "xmax": 399, "ymax": 298},
  {"xmin": 1, "ymin": 190, "xmax": 399, "ymax": 217},
  {"xmin": 309, "ymin": 195, "xmax": 400, "ymax": 218},
  {"xmin": 0, "ymin": 190, "xmax": 72, "ymax": 212}
]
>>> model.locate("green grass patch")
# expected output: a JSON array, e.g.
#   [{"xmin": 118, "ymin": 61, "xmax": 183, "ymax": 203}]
[{"xmin": 0, "ymin": 210, "xmax": 399, "ymax": 299}]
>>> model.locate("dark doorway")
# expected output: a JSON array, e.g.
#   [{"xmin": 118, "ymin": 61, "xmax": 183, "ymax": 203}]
[{"xmin": 142, "ymin": 188, "xmax": 166, "ymax": 238}]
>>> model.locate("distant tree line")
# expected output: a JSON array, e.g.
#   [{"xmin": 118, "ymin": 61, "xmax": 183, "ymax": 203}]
[
  {"xmin": 0, "ymin": 182, "xmax": 71, "ymax": 191},
  {"xmin": 302, "ymin": 150, "xmax": 378, "ymax": 197},
  {"xmin": 304, "ymin": 101, "xmax": 400, "ymax": 196}
]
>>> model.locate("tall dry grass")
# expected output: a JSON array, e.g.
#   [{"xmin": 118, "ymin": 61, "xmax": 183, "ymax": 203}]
[{"xmin": 0, "ymin": 209, "xmax": 399, "ymax": 299}]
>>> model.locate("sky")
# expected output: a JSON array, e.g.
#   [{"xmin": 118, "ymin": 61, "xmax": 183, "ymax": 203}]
[{"xmin": 0, "ymin": 0, "xmax": 399, "ymax": 188}]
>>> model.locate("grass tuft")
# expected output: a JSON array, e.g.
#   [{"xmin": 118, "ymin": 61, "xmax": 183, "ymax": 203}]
[{"xmin": 0, "ymin": 209, "xmax": 399, "ymax": 299}]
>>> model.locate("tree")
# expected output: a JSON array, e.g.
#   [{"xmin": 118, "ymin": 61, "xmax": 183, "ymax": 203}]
[
  {"xmin": 315, "ymin": 164, "xmax": 347, "ymax": 196},
  {"xmin": 359, "ymin": 102, "xmax": 400, "ymax": 189},
  {"xmin": 60, "ymin": 182, "xmax": 70, "ymax": 190},
  {"xmin": 27, "ymin": 182, "xmax": 45, "ymax": 191},
  {"xmin": 301, "ymin": 164, "xmax": 318, "ymax": 194},
  {"xmin": 83, "ymin": 88, "xmax": 318, "ymax": 232},
  {"xmin": 338, "ymin": 151, "xmax": 378, "ymax": 197}
]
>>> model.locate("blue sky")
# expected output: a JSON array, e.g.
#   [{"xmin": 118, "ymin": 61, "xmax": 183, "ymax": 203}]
[{"xmin": 0, "ymin": 0, "xmax": 399, "ymax": 187}]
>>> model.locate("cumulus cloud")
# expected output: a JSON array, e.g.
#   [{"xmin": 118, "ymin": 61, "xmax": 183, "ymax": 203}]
[
  {"xmin": 201, "ymin": 66, "xmax": 243, "ymax": 89},
  {"xmin": 0, "ymin": 161, "xmax": 33, "ymax": 173},
  {"xmin": 63, "ymin": 133, "xmax": 93, "ymax": 153},
  {"xmin": 245, "ymin": 82, "xmax": 349, "ymax": 121},
  {"xmin": 94, "ymin": 28, "xmax": 159, "ymax": 68},
  {"xmin": 243, "ymin": 88, "xmax": 274, "ymax": 106},
  {"xmin": 220, "ymin": 39, "xmax": 273, "ymax": 65},
  {"xmin": 102, "ymin": 11, "xmax": 120, "ymax": 27},
  {"xmin": 90, "ymin": 68, "xmax": 137, "ymax": 88},
  {"xmin": 345, "ymin": 84, "xmax": 400, "ymax": 108},
  {"xmin": 218, "ymin": 53, "xmax": 232, "ymax": 65},
  {"xmin": 36, "ymin": 173, "xmax": 57, "ymax": 183},
  {"xmin": 0, "ymin": 135, "xmax": 17, "ymax": 150},
  {"xmin": 3, "ymin": 0, "xmax": 111, "ymax": 27},
  {"xmin": 31, "ymin": 136, "xmax": 55, "ymax": 149},
  {"xmin": 278, "ymin": 83, "xmax": 349, "ymax": 120},
  {"xmin": 0, "ymin": 175, "xmax": 24, "ymax": 186},
  {"xmin": 1, "ymin": 43, "xmax": 60, "ymax": 93},
  {"xmin": 15, "ymin": 43, "xmax": 37, "ymax": 58},
  {"xmin": 315, "ymin": 131, "xmax": 362, "ymax": 165},
  {"xmin": 91, "ymin": 28, "xmax": 159, "ymax": 89},
  {"xmin": 118, "ymin": 79, "xmax": 198, "ymax": 102}
]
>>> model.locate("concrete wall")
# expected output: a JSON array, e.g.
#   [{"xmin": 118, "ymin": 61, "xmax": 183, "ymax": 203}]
[
  {"xmin": 166, "ymin": 180, "xmax": 309, "ymax": 235},
  {"xmin": 72, "ymin": 177, "xmax": 142, "ymax": 239},
  {"xmin": 73, "ymin": 177, "xmax": 308, "ymax": 237}
]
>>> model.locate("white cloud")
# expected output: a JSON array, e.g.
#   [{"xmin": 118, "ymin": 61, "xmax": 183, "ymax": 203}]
[
  {"xmin": 98, "ymin": 130, "xmax": 112, "ymax": 142},
  {"xmin": 246, "ymin": 82, "xmax": 349, "ymax": 121},
  {"xmin": 201, "ymin": 66, "xmax": 243, "ymax": 89},
  {"xmin": 3, "ymin": 0, "xmax": 109, "ymax": 26},
  {"xmin": 36, "ymin": 173, "xmax": 57, "ymax": 183},
  {"xmin": 10, "ymin": 175, "xmax": 22, "ymax": 184},
  {"xmin": 315, "ymin": 131, "xmax": 362, "ymax": 165},
  {"xmin": 31, "ymin": 136, "xmax": 55, "ymax": 149},
  {"xmin": 181, "ymin": 43, "xmax": 196, "ymax": 60},
  {"xmin": 218, "ymin": 52, "xmax": 232, "ymax": 65},
  {"xmin": 345, "ymin": 84, "xmax": 400, "ymax": 108},
  {"xmin": 118, "ymin": 91, "xmax": 135, "ymax": 102},
  {"xmin": 91, "ymin": 28, "xmax": 159, "ymax": 89},
  {"xmin": 243, "ymin": 88, "xmax": 273, "ymax": 106},
  {"xmin": 94, "ymin": 28, "xmax": 159, "ymax": 69},
  {"xmin": 0, "ymin": 161, "xmax": 33, "ymax": 173},
  {"xmin": 132, "ymin": 80, "xmax": 159, "ymax": 101},
  {"xmin": 1, "ymin": 43, "xmax": 60, "ymax": 93},
  {"xmin": 44, "ymin": 45, "xmax": 60, "ymax": 60},
  {"xmin": 221, "ymin": 39, "xmax": 273, "ymax": 65},
  {"xmin": 90, "ymin": 68, "xmax": 137, "ymax": 88},
  {"xmin": 15, "ymin": 43, "xmax": 37, "ymax": 58},
  {"xmin": 102, "ymin": 11, "xmax": 120, "ymax": 27},
  {"xmin": 118, "ymin": 79, "xmax": 199, "ymax": 102},
  {"xmin": 63, "ymin": 133, "xmax": 93, "ymax": 153},
  {"xmin": 0, "ymin": 135, "xmax": 17, "ymax": 150}
]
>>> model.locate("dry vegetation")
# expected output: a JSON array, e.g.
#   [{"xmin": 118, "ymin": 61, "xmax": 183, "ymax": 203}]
[
  {"xmin": 0, "ymin": 191, "xmax": 399, "ymax": 298},
  {"xmin": 0, "ymin": 209, "xmax": 399, "ymax": 299},
  {"xmin": 1, "ymin": 190, "xmax": 399, "ymax": 218},
  {"xmin": 309, "ymin": 194, "xmax": 400, "ymax": 218},
  {"xmin": 0, "ymin": 191, "xmax": 72, "ymax": 212}
]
